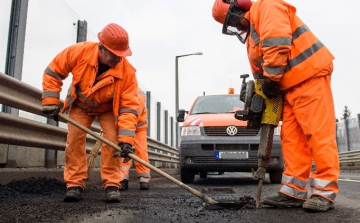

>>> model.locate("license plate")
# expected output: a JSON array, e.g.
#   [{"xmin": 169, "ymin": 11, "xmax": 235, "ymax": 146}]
[{"xmin": 215, "ymin": 151, "xmax": 248, "ymax": 160}]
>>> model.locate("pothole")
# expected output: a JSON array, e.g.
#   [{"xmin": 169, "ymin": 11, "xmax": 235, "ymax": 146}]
[{"xmin": 201, "ymin": 187, "xmax": 236, "ymax": 194}]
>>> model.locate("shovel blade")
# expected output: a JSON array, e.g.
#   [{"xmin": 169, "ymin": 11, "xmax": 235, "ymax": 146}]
[{"xmin": 204, "ymin": 196, "xmax": 256, "ymax": 210}]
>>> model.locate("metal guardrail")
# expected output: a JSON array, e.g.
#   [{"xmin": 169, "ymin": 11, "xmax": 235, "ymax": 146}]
[
  {"xmin": 339, "ymin": 150, "xmax": 360, "ymax": 164},
  {"xmin": 1, "ymin": 72, "xmax": 358, "ymax": 168},
  {"xmin": 0, "ymin": 72, "xmax": 178, "ymax": 167}
]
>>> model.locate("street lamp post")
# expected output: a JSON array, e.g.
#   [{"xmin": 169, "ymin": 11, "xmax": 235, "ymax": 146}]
[
  {"xmin": 175, "ymin": 52, "xmax": 203, "ymax": 115},
  {"xmin": 175, "ymin": 52, "xmax": 203, "ymax": 148}
]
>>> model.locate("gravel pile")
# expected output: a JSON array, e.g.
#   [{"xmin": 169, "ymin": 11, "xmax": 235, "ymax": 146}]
[{"xmin": 0, "ymin": 177, "xmax": 66, "ymax": 199}]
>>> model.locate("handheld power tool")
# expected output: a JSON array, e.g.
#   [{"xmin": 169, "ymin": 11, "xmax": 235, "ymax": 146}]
[{"xmin": 235, "ymin": 74, "xmax": 283, "ymax": 208}]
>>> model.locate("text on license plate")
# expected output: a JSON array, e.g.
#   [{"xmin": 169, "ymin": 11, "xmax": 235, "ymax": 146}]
[{"xmin": 215, "ymin": 151, "xmax": 248, "ymax": 160}]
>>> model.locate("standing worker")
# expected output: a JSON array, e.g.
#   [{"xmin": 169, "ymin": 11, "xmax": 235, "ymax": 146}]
[
  {"xmin": 120, "ymin": 87, "xmax": 151, "ymax": 191},
  {"xmin": 41, "ymin": 23, "xmax": 139, "ymax": 203},
  {"xmin": 212, "ymin": 0, "xmax": 339, "ymax": 212}
]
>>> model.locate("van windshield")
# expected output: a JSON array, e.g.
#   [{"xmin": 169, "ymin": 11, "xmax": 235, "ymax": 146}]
[{"xmin": 190, "ymin": 95, "xmax": 244, "ymax": 114}]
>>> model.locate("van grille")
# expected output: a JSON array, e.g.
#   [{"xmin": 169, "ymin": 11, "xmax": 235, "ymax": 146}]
[
  {"xmin": 203, "ymin": 126, "xmax": 259, "ymax": 136},
  {"xmin": 201, "ymin": 144, "xmax": 259, "ymax": 151}
]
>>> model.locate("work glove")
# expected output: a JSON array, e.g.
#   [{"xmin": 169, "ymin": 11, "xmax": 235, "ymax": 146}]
[
  {"xmin": 261, "ymin": 79, "xmax": 278, "ymax": 99},
  {"xmin": 113, "ymin": 142, "xmax": 134, "ymax": 163},
  {"xmin": 42, "ymin": 105, "xmax": 60, "ymax": 121}
]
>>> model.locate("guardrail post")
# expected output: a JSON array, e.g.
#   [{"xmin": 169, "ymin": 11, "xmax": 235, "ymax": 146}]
[
  {"xmin": 76, "ymin": 20, "xmax": 87, "ymax": 42},
  {"xmin": 146, "ymin": 91, "xmax": 151, "ymax": 137},
  {"xmin": 157, "ymin": 102, "xmax": 161, "ymax": 141},
  {"xmin": 344, "ymin": 119, "xmax": 350, "ymax": 151},
  {"xmin": 164, "ymin": 110, "xmax": 168, "ymax": 145},
  {"xmin": 2, "ymin": 0, "xmax": 29, "ymax": 167},
  {"xmin": 336, "ymin": 121, "xmax": 339, "ymax": 152},
  {"xmin": 4, "ymin": 0, "xmax": 28, "ymax": 84},
  {"xmin": 357, "ymin": 114, "xmax": 360, "ymax": 151},
  {"xmin": 344, "ymin": 118, "xmax": 350, "ymax": 151},
  {"xmin": 176, "ymin": 122, "xmax": 179, "ymax": 149},
  {"xmin": 170, "ymin": 117, "xmax": 174, "ymax": 147}
]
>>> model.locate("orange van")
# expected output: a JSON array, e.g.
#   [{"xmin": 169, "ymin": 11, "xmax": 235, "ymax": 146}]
[{"xmin": 177, "ymin": 92, "xmax": 284, "ymax": 184}]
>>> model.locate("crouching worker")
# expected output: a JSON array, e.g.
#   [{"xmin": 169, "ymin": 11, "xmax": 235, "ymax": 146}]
[
  {"xmin": 119, "ymin": 87, "xmax": 151, "ymax": 190},
  {"xmin": 41, "ymin": 23, "xmax": 139, "ymax": 203}
]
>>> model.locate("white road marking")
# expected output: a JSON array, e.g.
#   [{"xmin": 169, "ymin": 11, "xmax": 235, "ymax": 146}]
[{"xmin": 338, "ymin": 178, "xmax": 360, "ymax": 183}]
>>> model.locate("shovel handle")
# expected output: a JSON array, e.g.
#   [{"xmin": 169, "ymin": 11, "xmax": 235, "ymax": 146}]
[{"xmin": 58, "ymin": 113, "xmax": 218, "ymax": 205}]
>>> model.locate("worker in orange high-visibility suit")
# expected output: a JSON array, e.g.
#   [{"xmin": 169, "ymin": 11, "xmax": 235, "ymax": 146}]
[
  {"xmin": 41, "ymin": 23, "xmax": 139, "ymax": 203},
  {"xmin": 119, "ymin": 87, "xmax": 151, "ymax": 190},
  {"xmin": 212, "ymin": 0, "xmax": 339, "ymax": 212}
]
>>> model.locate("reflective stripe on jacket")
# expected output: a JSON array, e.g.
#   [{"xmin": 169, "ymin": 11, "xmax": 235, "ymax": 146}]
[
  {"xmin": 245, "ymin": 0, "xmax": 334, "ymax": 90},
  {"xmin": 41, "ymin": 41, "xmax": 139, "ymax": 144}
]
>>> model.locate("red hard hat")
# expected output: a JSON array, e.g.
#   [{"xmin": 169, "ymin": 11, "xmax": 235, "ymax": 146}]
[
  {"xmin": 98, "ymin": 23, "xmax": 132, "ymax": 57},
  {"xmin": 212, "ymin": 0, "xmax": 252, "ymax": 24},
  {"xmin": 212, "ymin": 0, "xmax": 230, "ymax": 25}
]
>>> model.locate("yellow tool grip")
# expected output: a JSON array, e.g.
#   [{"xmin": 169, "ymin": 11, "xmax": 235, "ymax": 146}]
[{"xmin": 254, "ymin": 79, "xmax": 283, "ymax": 126}]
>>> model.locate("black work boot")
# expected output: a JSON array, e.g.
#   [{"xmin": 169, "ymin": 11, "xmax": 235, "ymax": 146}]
[
  {"xmin": 105, "ymin": 186, "xmax": 120, "ymax": 203},
  {"xmin": 63, "ymin": 186, "xmax": 83, "ymax": 202},
  {"xmin": 303, "ymin": 195, "xmax": 334, "ymax": 212},
  {"xmin": 262, "ymin": 192, "xmax": 305, "ymax": 208},
  {"xmin": 139, "ymin": 182, "xmax": 150, "ymax": 190},
  {"xmin": 119, "ymin": 180, "xmax": 128, "ymax": 191}
]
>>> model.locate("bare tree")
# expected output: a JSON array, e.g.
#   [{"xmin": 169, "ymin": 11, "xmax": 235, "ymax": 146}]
[{"xmin": 341, "ymin": 106, "xmax": 351, "ymax": 120}]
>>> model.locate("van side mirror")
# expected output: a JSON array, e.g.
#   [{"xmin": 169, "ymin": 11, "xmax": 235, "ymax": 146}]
[{"xmin": 177, "ymin": 109, "xmax": 186, "ymax": 122}]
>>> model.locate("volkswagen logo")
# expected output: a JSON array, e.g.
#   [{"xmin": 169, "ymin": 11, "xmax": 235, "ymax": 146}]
[{"xmin": 226, "ymin": 126, "xmax": 238, "ymax": 136}]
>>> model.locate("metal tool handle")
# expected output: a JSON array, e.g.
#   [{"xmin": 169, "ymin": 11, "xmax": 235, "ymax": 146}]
[{"xmin": 254, "ymin": 124, "xmax": 275, "ymax": 208}]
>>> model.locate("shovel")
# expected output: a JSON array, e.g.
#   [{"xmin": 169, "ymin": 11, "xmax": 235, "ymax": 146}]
[
  {"xmin": 58, "ymin": 113, "xmax": 255, "ymax": 209},
  {"xmin": 59, "ymin": 113, "xmax": 250, "ymax": 208}
]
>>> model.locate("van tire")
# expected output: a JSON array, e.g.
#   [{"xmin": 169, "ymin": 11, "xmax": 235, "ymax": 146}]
[
  {"xmin": 199, "ymin": 171, "xmax": 207, "ymax": 179},
  {"xmin": 180, "ymin": 168, "xmax": 195, "ymax": 183},
  {"xmin": 269, "ymin": 170, "xmax": 283, "ymax": 184}
]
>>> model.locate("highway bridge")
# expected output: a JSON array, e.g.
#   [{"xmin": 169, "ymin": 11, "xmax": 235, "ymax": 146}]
[{"xmin": 1, "ymin": 1, "xmax": 360, "ymax": 222}]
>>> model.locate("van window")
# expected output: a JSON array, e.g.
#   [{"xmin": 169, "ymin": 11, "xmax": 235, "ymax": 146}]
[{"xmin": 190, "ymin": 95, "xmax": 244, "ymax": 114}]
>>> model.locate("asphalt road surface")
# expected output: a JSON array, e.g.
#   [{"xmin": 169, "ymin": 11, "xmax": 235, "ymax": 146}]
[{"xmin": 0, "ymin": 170, "xmax": 359, "ymax": 223}]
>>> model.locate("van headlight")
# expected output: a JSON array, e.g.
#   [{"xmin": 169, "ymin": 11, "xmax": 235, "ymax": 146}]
[{"xmin": 181, "ymin": 126, "xmax": 201, "ymax": 136}]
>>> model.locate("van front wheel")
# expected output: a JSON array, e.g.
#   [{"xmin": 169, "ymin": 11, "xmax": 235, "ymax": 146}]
[
  {"xmin": 269, "ymin": 170, "xmax": 283, "ymax": 184},
  {"xmin": 199, "ymin": 171, "xmax": 207, "ymax": 179},
  {"xmin": 180, "ymin": 168, "xmax": 195, "ymax": 183}
]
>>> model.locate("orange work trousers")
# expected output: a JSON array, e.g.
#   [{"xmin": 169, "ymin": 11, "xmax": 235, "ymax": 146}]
[
  {"xmin": 120, "ymin": 129, "xmax": 151, "ymax": 183},
  {"xmin": 64, "ymin": 105, "xmax": 121, "ymax": 189},
  {"xmin": 280, "ymin": 66, "xmax": 339, "ymax": 202}
]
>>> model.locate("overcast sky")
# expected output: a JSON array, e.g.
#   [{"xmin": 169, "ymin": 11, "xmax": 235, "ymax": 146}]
[{"xmin": 2, "ymin": 0, "xmax": 360, "ymax": 120}]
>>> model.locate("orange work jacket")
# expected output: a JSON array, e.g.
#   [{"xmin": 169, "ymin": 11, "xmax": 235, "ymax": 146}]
[
  {"xmin": 245, "ymin": 0, "xmax": 334, "ymax": 90},
  {"xmin": 41, "ymin": 41, "xmax": 139, "ymax": 144},
  {"xmin": 136, "ymin": 87, "xmax": 148, "ymax": 132}
]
